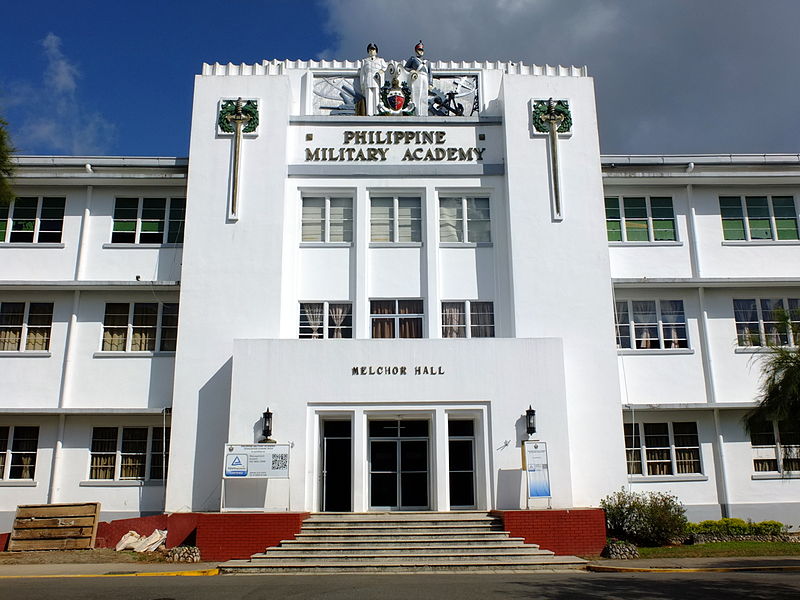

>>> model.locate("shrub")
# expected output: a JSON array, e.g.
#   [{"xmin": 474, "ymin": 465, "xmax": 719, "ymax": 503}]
[
  {"xmin": 689, "ymin": 518, "xmax": 786, "ymax": 537},
  {"xmin": 601, "ymin": 488, "xmax": 688, "ymax": 547},
  {"xmin": 751, "ymin": 520, "xmax": 785, "ymax": 536}
]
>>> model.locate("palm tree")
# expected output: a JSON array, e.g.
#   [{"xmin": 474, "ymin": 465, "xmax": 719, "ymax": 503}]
[{"xmin": 0, "ymin": 116, "xmax": 15, "ymax": 206}]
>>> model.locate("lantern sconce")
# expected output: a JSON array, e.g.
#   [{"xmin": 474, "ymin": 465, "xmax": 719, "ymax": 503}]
[
  {"xmin": 525, "ymin": 406, "xmax": 536, "ymax": 436},
  {"xmin": 262, "ymin": 408, "xmax": 274, "ymax": 442}
]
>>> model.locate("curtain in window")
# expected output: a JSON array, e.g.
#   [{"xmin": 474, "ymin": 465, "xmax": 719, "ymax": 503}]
[
  {"xmin": 304, "ymin": 304, "xmax": 324, "ymax": 339},
  {"xmin": 370, "ymin": 198, "xmax": 393, "ymax": 242},
  {"xmin": 399, "ymin": 317, "xmax": 422, "ymax": 338},
  {"xmin": 442, "ymin": 303, "xmax": 465, "ymax": 338},
  {"xmin": 329, "ymin": 304, "xmax": 350, "ymax": 338},
  {"xmin": 302, "ymin": 197, "xmax": 325, "ymax": 242},
  {"xmin": 0, "ymin": 303, "xmax": 24, "ymax": 351},
  {"xmin": 0, "ymin": 328, "xmax": 21, "ymax": 351},
  {"xmin": 131, "ymin": 303, "xmax": 157, "ymax": 351},
  {"xmin": 439, "ymin": 199, "xmax": 462, "ymax": 242},
  {"xmin": 761, "ymin": 299, "xmax": 788, "ymax": 345},
  {"xmin": 121, "ymin": 428, "xmax": 148, "ymax": 479},
  {"xmin": 632, "ymin": 301, "xmax": 658, "ymax": 349},
  {"xmin": 660, "ymin": 300, "xmax": 687, "ymax": 348},
  {"xmin": 470, "ymin": 302, "xmax": 495, "ymax": 337},
  {"xmin": 733, "ymin": 299, "xmax": 759, "ymax": 346}
]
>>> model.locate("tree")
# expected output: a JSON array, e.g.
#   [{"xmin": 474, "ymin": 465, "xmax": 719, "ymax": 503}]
[
  {"xmin": 745, "ymin": 310, "xmax": 800, "ymax": 433},
  {"xmin": 0, "ymin": 116, "xmax": 15, "ymax": 206}
]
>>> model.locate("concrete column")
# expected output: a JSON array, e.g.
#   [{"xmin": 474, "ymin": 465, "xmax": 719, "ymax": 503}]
[
  {"xmin": 352, "ymin": 408, "xmax": 367, "ymax": 511},
  {"xmin": 433, "ymin": 408, "xmax": 449, "ymax": 510}
]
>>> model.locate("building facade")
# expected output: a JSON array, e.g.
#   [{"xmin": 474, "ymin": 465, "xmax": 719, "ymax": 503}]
[{"xmin": 1, "ymin": 54, "xmax": 798, "ymax": 531}]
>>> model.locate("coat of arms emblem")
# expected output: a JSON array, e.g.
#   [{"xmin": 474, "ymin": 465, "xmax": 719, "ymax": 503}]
[{"xmin": 379, "ymin": 76, "xmax": 414, "ymax": 115}]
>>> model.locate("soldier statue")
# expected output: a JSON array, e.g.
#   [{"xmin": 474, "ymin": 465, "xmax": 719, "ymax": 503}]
[
  {"xmin": 358, "ymin": 43, "xmax": 387, "ymax": 116},
  {"xmin": 404, "ymin": 41, "xmax": 430, "ymax": 116}
]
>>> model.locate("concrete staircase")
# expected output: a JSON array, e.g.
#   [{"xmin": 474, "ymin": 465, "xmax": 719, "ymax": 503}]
[{"xmin": 218, "ymin": 512, "xmax": 587, "ymax": 573}]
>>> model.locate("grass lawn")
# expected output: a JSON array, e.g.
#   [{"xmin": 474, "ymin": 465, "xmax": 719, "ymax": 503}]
[{"xmin": 637, "ymin": 542, "xmax": 800, "ymax": 558}]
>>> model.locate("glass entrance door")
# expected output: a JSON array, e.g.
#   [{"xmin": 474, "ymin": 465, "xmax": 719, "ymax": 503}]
[
  {"xmin": 321, "ymin": 420, "xmax": 352, "ymax": 512},
  {"xmin": 369, "ymin": 420, "xmax": 429, "ymax": 510}
]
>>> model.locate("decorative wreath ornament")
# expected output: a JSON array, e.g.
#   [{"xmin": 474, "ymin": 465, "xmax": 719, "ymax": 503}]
[
  {"xmin": 218, "ymin": 99, "xmax": 259, "ymax": 134},
  {"xmin": 531, "ymin": 99, "xmax": 572, "ymax": 134}
]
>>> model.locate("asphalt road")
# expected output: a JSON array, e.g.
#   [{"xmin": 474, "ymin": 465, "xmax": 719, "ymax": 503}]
[{"xmin": 1, "ymin": 572, "xmax": 800, "ymax": 600}]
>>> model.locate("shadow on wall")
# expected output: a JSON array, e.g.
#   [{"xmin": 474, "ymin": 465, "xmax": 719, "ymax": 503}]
[{"xmin": 191, "ymin": 357, "xmax": 233, "ymax": 511}]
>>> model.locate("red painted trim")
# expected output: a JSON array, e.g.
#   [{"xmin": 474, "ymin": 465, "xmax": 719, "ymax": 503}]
[{"xmin": 491, "ymin": 508, "xmax": 606, "ymax": 556}]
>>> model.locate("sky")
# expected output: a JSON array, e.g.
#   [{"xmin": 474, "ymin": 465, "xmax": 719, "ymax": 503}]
[{"xmin": 2, "ymin": 0, "xmax": 799, "ymax": 158}]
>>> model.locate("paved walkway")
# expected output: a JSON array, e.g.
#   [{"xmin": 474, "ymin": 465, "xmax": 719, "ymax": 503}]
[{"xmin": 0, "ymin": 556, "xmax": 799, "ymax": 577}]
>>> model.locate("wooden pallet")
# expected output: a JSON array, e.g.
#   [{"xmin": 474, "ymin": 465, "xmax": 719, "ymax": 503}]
[{"xmin": 8, "ymin": 502, "xmax": 101, "ymax": 551}]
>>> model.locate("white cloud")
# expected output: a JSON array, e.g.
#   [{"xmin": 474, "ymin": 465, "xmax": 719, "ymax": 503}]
[{"xmin": 42, "ymin": 32, "xmax": 78, "ymax": 95}]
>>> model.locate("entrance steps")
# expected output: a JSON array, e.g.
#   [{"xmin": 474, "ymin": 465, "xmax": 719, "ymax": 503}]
[{"xmin": 218, "ymin": 512, "xmax": 587, "ymax": 573}]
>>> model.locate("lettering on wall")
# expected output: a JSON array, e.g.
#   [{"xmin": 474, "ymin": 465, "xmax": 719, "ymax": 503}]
[
  {"xmin": 305, "ymin": 130, "xmax": 485, "ymax": 163},
  {"xmin": 351, "ymin": 365, "xmax": 446, "ymax": 376}
]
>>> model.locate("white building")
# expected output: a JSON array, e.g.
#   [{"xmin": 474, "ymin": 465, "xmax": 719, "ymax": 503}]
[{"xmin": 1, "ymin": 53, "xmax": 798, "ymax": 531}]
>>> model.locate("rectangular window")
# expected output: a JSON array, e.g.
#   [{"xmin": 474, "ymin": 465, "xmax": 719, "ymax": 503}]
[
  {"xmin": 301, "ymin": 196, "xmax": 353, "ymax": 243},
  {"xmin": 0, "ymin": 426, "xmax": 39, "ymax": 480},
  {"xmin": 111, "ymin": 197, "xmax": 185, "ymax": 244},
  {"xmin": 89, "ymin": 426, "xmax": 171, "ymax": 481},
  {"xmin": 720, "ymin": 195, "xmax": 799, "ymax": 241},
  {"xmin": 371, "ymin": 196, "xmax": 421, "ymax": 243},
  {"xmin": 441, "ymin": 301, "xmax": 495, "ymax": 338},
  {"xmin": 371, "ymin": 300, "xmax": 423, "ymax": 338},
  {"xmin": 299, "ymin": 302, "xmax": 353, "ymax": 339},
  {"xmin": 624, "ymin": 422, "xmax": 701, "ymax": 477},
  {"xmin": 0, "ymin": 302, "xmax": 54, "ymax": 352},
  {"xmin": 101, "ymin": 302, "xmax": 179, "ymax": 352},
  {"xmin": 605, "ymin": 196, "xmax": 676, "ymax": 242},
  {"xmin": 614, "ymin": 299, "xmax": 688, "ymax": 349},
  {"xmin": 439, "ymin": 196, "xmax": 491, "ymax": 243},
  {"xmin": 733, "ymin": 297, "xmax": 800, "ymax": 347},
  {"xmin": 751, "ymin": 420, "xmax": 799, "ymax": 473},
  {"xmin": 0, "ymin": 197, "xmax": 65, "ymax": 243}
]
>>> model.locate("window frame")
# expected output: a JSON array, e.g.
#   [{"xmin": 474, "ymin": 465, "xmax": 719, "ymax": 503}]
[
  {"xmin": 719, "ymin": 195, "xmax": 800, "ymax": 242},
  {"xmin": 439, "ymin": 196, "xmax": 492, "ymax": 245},
  {"xmin": 441, "ymin": 300, "xmax": 495, "ymax": 338},
  {"xmin": 605, "ymin": 195, "xmax": 678, "ymax": 243},
  {"xmin": 370, "ymin": 195, "xmax": 422, "ymax": 244},
  {"xmin": 624, "ymin": 421, "xmax": 702, "ymax": 478},
  {"xmin": 0, "ymin": 197, "xmax": 66, "ymax": 244},
  {"xmin": 300, "ymin": 195, "xmax": 354, "ymax": 244},
  {"xmin": 0, "ymin": 301, "xmax": 54, "ymax": 352},
  {"xmin": 110, "ymin": 197, "xmax": 186, "ymax": 245},
  {"xmin": 88, "ymin": 426, "xmax": 171, "ymax": 481},
  {"xmin": 0, "ymin": 425, "xmax": 40, "ymax": 480},
  {"xmin": 370, "ymin": 299, "xmax": 424, "ymax": 338},
  {"xmin": 733, "ymin": 297, "xmax": 800, "ymax": 347},
  {"xmin": 100, "ymin": 302, "xmax": 179, "ymax": 353},
  {"xmin": 298, "ymin": 301, "xmax": 353, "ymax": 339},
  {"xmin": 614, "ymin": 299, "xmax": 689, "ymax": 351},
  {"xmin": 751, "ymin": 420, "xmax": 799, "ymax": 475}
]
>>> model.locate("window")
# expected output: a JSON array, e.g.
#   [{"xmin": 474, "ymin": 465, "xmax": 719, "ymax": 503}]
[
  {"xmin": 751, "ymin": 420, "xmax": 799, "ymax": 474},
  {"xmin": 0, "ymin": 197, "xmax": 65, "ymax": 243},
  {"xmin": 441, "ymin": 301, "xmax": 495, "ymax": 338},
  {"xmin": 299, "ymin": 302, "xmax": 353, "ymax": 338},
  {"xmin": 301, "ymin": 196, "xmax": 353, "ymax": 242},
  {"xmin": 89, "ymin": 426, "xmax": 171, "ymax": 480},
  {"xmin": 605, "ymin": 196, "xmax": 676, "ymax": 242},
  {"xmin": 0, "ymin": 426, "xmax": 39, "ymax": 479},
  {"xmin": 101, "ymin": 302, "xmax": 179, "ymax": 352},
  {"xmin": 733, "ymin": 298, "xmax": 800, "ymax": 347},
  {"xmin": 615, "ymin": 299, "xmax": 688, "ymax": 349},
  {"xmin": 0, "ymin": 302, "xmax": 54, "ymax": 351},
  {"xmin": 439, "ymin": 196, "xmax": 491, "ymax": 243},
  {"xmin": 624, "ymin": 422, "xmax": 701, "ymax": 476},
  {"xmin": 371, "ymin": 300, "xmax": 423, "ymax": 338},
  {"xmin": 111, "ymin": 197, "xmax": 185, "ymax": 244},
  {"xmin": 720, "ymin": 195, "xmax": 799, "ymax": 241},
  {"xmin": 371, "ymin": 196, "xmax": 421, "ymax": 242}
]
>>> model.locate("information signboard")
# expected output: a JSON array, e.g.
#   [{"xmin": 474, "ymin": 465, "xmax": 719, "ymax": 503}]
[
  {"xmin": 522, "ymin": 440, "xmax": 551, "ymax": 498},
  {"xmin": 222, "ymin": 443, "xmax": 290, "ymax": 479}
]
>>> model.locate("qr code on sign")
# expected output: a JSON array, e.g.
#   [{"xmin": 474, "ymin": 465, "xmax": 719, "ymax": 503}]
[{"xmin": 272, "ymin": 454, "xmax": 288, "ymax": 470}]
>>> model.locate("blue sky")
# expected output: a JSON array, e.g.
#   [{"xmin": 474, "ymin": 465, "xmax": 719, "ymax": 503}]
[{"xmin": 3, "ymin": 0, "xmax": 800, "ymax": 157}]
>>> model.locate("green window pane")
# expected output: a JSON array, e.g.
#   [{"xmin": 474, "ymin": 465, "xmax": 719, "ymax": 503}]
[
  {"xmin": 604, "ymin": 197, "xmax": 620, "ymax": 219},
  {"xmin": 773, "ymin": 197, "xmax": 798, "ymax": 240},
  {"xmin": 653, "ymin": 220, "xmax": 676, "ymax": 241},
  {"xmin": 113, "ymin": 221, "xmax": 136, "ymax": 232},
  {"xmin": 748, "ymin": 219, "xmax": 772, "ymax": 240},
  {"xmin": 625, "ymin": 220, "xmax": 649, "ymax": 241},
  {"xmin": 722, "ymin": 219, "xmax": 746, "ymax": 240},
  {"xmin": 623, "ymin": 197, "xmax": 647, "ymax": 219},
  {"xmin": 606, "ymin": 220, "xmax": 622, "ymax": 241},
  {"xmin": 140, "ymin": 221, "xmax": 165, "ymax": 233},
  {"xmin": 776, "ymin": 219, "xmax": 799, "ymax": 240}
]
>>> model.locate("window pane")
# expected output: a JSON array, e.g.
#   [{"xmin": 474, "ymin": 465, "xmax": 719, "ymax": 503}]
[
  {"xmin": 614, "ymin": 301, "xmax": 631, "ymax": 348},
  {"xmin": 398, "ymin": 300, "xmax": 423, "ymax": 314},
  {"xmin": 140, "ymin": 198, "xmax": 166, "ymax": 243},
  {"xmin": 112, "ymin": 198, "xmax": 139, "ymax": 243},
  {"xmin": 750, "ymin": 420, "xmax": 775, "ymax": 446},
  {"xmin": 371, "ymin": 317, "xmax": 394, "ymax": 338},
  {"xmin": 302, "ymin": 197, "xmax": 325, "ymax": 242},
  {"xmin": 370, "ymin": 198, "xmax": 393, "ymax": 242},
  {"xmin": 632, "ymin": 301, "xmax": 658, "ymax": 349},
  {"xmin": 90, "ymin": 427, "xmax": 117, "ymax": 479},
  {"xmin": 0, "ymin": 302, "xmax": 24, "ymax": 351},
  {"xmin": 733, "ymin": 299, "xmax": 760, "ymax": 346},
  {"xmin": 25, "ymin": 302, "xmax": 53, "ymax": 351},
  {"xmin": 370, "ymin": 300, "xmax": 395, "ymax": 315},
  {"xmin": 299, "ymin": 303, "xmax": 324, "ymax": 339},
  {"xmin": 605, "ymin": 198, "xmax": 622, "ymax": 241},
  {"xmin": 131, "ymin": 303, "xmax": 158, "ymax": 351},
  {"xmin": 103, "ymin": 303, "xmax": 129, "ymax": 351},
  {"xmin": 467, "ymin": 198, "xmax": 491, "ymax": 243},
  {"xmin": 442, "ymin": 302, "xmax": 466, "ymax": 338},
  {"xmin": 660, "ymin": 300, "xmax": 687, "ymax": 348},
  {"xmin": 624, "ymin": 423, "xmax": 643, "ymax": 475},
  {"xmin": 397, "ymin": 198, "xmax": 421, "ymax": 242},
  {"xmin": 10, "ymin": 198, "xmax": 37, "ymax": 243},
  {"xmin": 761, "ymin": 298, "xmax": 788, "ymax": 345},
  {"xmin": 121, "ymin": 428, "xmax": 148, "ymax": 479},
  {"xmin": 651, "ymin": 197, "xmax": 676, "ymax": 241},
  {"xmin": 150, "ymin": 427, "xmax": 170, "ymax": 479},
  {"xmin": 720, "ymin": 197, "xmax": 746, "ymax": 240},
  {"xmin": 329, "ymin": 198, "xmax": 353, "ymax": 243},
  {"xmin": 746, "ymin": 197, "xmax": 772, "ymax": 239},
  {"xmin": 778, "ymin": 420, "xmax": 800, "ymax": 446},
  {"xmin": 328, "ymin": 303, "xmax": 352, "ymax": 338},
  {"xmin": 439, "ymin": 198, "xmax": 463, "ymax": 243},
  {"xmin": 0, "ymin": 203, "xmax": 8, "ymax": 241},
  {"xmin": 643, "ymin": 423, "xmax": 670, "ymax": 448},
  {"xmin": 773, "ymin": 197, "xmax": 799, "ymax": 240},
  {"xmin": 10, "ymin": 426, "xmax": 38, "ymax": 479},
  {"xmin": 167, "ymin": 198, "xmax": 186, "ymax": 244},
  {"xmin": 470, "ymin": 301, "xmax": 495, "ymax": 338},
  {"xmin": 0, "ymin": 427, "xmax": 7, "ymax": 475},
  {"xmin": 38, "ymin": 198, "xmax": 65, "ymax": 243},
  {"xmin": 159, "ymin": 303, "xmax": 179, "ymax": 351},
  {"xmin": 623, "ymin": 197, "xmax": 648, "ymax": 242}
]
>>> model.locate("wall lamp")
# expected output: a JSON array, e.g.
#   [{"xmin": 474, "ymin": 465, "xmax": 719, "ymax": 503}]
[
  {"xmin": 262, "ymin": 408, "xmax": 273, "ymax": 442},
  {"xmin": 525, "ymin": 406, "xmax": 536, "ymax": 435}
]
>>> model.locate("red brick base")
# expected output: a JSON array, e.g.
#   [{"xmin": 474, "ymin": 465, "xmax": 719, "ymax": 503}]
[
  {"xmin": 491, "ymin": 508, "xmax": 606, "ymax": 556},
  {"xmin": 95, "ymin": 512, "xmax": 309, "ymax": 561}
]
